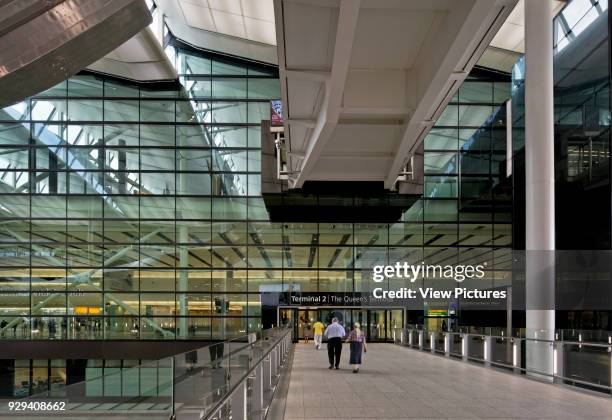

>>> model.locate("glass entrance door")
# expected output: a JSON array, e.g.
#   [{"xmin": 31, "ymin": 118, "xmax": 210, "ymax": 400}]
[
  {"xmin": 368, "ymin": 310, "xmax": 386, "ymax": 342},
  {"xmin": 279, "ymin": 308, "xmax": 403, "ymax": 342},
  {"xmin": 367, "ymin": 309, "xmax": 404, "ymax": 342},
  {"xmin": 297, "ymin": 309, "xmax": 317, "ymax": 342}
]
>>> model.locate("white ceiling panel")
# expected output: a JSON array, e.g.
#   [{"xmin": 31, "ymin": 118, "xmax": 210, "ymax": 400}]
[
  {"xmin": 287, "ymin": 124, "xmax": 310, "ymax": 154},
  {"xmin": 241, "ymin": 0, "xmax": 275, "ymax": 22},
  {"xmin": 175, "ymin": 0, "xmax": 276, "ymax": 45},
  {"xmin": 326, "ymin": 124, "xmax": 401, "ymax": 153},
  {"xmin": 244, "ymin": 16, "xmax": 276, "ymax": 44},
  {"xmin": 287, "ymin": 79, "xmax": 325, "ymax": 117},
  {"xmin": 477, "ymin": 47, "xmax": 521, "ymax": 73},
  {"xmin": 360, "ymin": 0, "xmax": 455, "ymax": 11},
  {"xmin": 180, "ymin": 2, "xmax": 216, "ymax": 31},
  {"xmin": 283, "ymin": 1, "xmax": 337, "ymax": 69},
  {"xmin": 350, "ymin": 8, "xmax": 435, "ymax": 69},
  {"xmin": 211, "ymin": 9, "xmax": 246, "ymax": 38},
  {"xmin": 209, "ymin": 0, "xmax": 242, "ymax": 15},
  {"xmin": 489, "ymin": 0, "xmax": 565, "ymax": 53}
]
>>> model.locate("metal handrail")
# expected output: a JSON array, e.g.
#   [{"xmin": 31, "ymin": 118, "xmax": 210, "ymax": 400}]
[
  {"xmin": 395, "ymin": 327, "xmax": 612, "ymax": 394},
  {"xmin": 4, "ymin": 325, "xmax": 292, "ymax": 418},
  {"xmin": 201, "ymin": 325, "xmax": 293, "ymax": 420}
]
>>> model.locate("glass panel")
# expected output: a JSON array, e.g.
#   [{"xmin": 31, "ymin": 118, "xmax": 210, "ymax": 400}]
[
  {"xmin": 424, "ymin": 128, "xmax": 458, "ymax": 150},
  {"xmin": 105, "ymin": 81, "xmax": 139, "ymax": 97},
  {"xmin": 104, "ymin": 100, "xmax": 139, "ymax": 121},
  {"xmin": 212, "ymin": 79, "xmax": 247, "ymax": 99},
  {"xmin": 68, "ymin": 100, "xmax": 103, "ymax": 121},
  {"xmin": 68, "ymin": 75, "xmax": 103, "ymax": 97},
  {"xmin": 248, "ymin": 102, "xmax": 269, "ymax": 124},
  {"xmin": 177, "ymin": 125, "xmax": 209, "ymax": 147},
  {"xmin": 213, "ymin": 102, "xmax": 247, "ymax": 123},
  {"xmin": 459, "ymin": 81, "xmax": 492, "ymax": 103},
  {"xmin": 249, "ymin": 79, "xmax": 281, "ymax": 99},
  {"xmin": 140, "ymin": 101, "xmax": 174, "ymax": 122},
  {"xmin": 0, "ymin": 123, "xmax": 30, "ymax": 145},
  {"xmin": 425, "ymin": 152, "xmax": 457, "ymax": 174},
  {"xmin": 212, "ymin": 60, "xmax": 246, "ymax": 75}
]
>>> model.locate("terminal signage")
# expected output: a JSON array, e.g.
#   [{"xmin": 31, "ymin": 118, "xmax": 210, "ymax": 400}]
[{"xmin": 286, "ymin": 292, "xmax": 420, "ymax": 307}]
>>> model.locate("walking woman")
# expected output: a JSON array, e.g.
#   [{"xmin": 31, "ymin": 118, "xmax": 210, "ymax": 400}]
[
  {"xmin": 346, "ymin": 322, "xmax": 367, "ymax": 373},
  {"xmin": 303, "ymin": 321, "xmax": 312, "ymax": 343}
]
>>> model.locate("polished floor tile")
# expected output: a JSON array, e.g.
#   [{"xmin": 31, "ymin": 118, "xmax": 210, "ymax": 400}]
[{"xmin": 283, "ymin": 343, "xmax": 612, "ymax": 419}]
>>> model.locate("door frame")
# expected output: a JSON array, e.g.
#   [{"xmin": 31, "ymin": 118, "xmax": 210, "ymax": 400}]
[{"xmin": 277, "ymin": 306, "xmax": 405, "ymax": 343}]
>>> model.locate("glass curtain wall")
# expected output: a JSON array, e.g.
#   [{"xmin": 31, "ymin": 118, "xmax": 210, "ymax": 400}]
[
  {"xmin": 511, "ymin": 0, "xmax": 610, "ymax": 330},
  {"xmin": 0, "ymin": 47, "xmax": 280, "ymax": 340},
  {"xmin": 0, "ymin": 42, "xmax": 512, "ymax": 340},
  {"xmin": 512, "ymin": 0, "xmax": 611, "ymax": 250},
  {"xmin": 417, "ymin": 70, "xmax": 513, "ymax": 328}
]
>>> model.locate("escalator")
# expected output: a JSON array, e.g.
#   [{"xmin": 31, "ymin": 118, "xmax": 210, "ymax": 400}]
[{"xmin": 0, "ymin": 0, "xmax": 151, "ymax": 108}]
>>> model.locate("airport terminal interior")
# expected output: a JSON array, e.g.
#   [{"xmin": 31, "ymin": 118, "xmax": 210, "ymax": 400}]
[{"xmin": 0, "ymin": 0, "xmax": 610, "ymax": 418}]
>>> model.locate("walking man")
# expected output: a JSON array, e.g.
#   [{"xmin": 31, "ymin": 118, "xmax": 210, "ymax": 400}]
[
  {"xmin": 313, "ymin": 319, "xmax": 325, "ymax": 350},
  {"xmin": 324, "ymin": 317, "xmax": 346, "ymax": 369}
]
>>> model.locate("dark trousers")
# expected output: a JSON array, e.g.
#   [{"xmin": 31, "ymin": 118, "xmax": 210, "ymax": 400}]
[{"xmin": 327, "ymin": 337, "xmax": 342, "ymax": 367}]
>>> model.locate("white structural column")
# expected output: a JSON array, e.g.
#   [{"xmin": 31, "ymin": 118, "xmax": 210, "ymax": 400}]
[{"xmin": 524, "ymin": 0, "xmax": 555, "ymax": 380}]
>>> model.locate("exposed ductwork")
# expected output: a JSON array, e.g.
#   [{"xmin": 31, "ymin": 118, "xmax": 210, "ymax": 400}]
[{"xmin": 0, "ymin": 0, "xmax": 152, "ymax": 108}]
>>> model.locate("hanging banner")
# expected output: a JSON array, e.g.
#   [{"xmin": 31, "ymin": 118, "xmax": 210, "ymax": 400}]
[{"xmin": 270, "ymin": 99, "xmax": 283, "ymax": 126}]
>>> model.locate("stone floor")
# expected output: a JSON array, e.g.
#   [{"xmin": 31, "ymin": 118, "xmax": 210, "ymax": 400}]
[{"xmin": 283, "ymin": 343, "xmax": 612, "ymax": 419}]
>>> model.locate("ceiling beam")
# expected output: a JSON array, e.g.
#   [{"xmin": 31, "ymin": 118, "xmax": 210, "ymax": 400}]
[
  {"xmin": 340, "ymin": 106, "xmax": 412, "ymax": 117},
  {"xmin": 383, "ymin": 0, "xmax": 516, "ymax": 188},
  {"xmin": 292, "ymin": 0, "xmax": 361, "ymax": 188},
  {"xmin": 285, "ymin": 69, "xmax": 331, "ymax": 82},
  {"xmin": 287, "ymin": 118, "xmax": 316, "ymax": 128}
]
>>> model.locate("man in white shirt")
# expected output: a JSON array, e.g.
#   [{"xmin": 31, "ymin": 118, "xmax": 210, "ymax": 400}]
[{"xmin": 324, "ymin": 317, "xmax": 346, "ymax": 369}]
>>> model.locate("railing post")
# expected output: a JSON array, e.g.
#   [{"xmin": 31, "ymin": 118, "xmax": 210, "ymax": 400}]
[
  {"xmin": 484, "ymin": 336, "xmax": 492, "ymax": 367},
  {"xmin": 430, "ymin": 332, "xmax": 435, "ymax": 354},
  {"xmin": 461, "ymin": 334, "xmax": 468, "ymax": 361},
  {"xmin": 418, "ymin": 330, "xmax": 424, "ymax": 350},
  {"xmin": 230, "ymin": 380, "xmax": 247, "ymax": 420},
  {"xmin": 444, "ymin": 333, "xmax": 450, "ymax": 358},
  {"xmin": 263, "ymin": 353, "xmax": 272, "ymax": 392},
  {"xmin": 286, "ymin": 333, "xmax": 291, "ymax": 355},
  {"xmin": 251, "ymin": 363, "xmax": 264, "ymax": 416},
  {"xmin": 271, "ymin": 348, "xmax": 278, "ymax": 377},
  {"xmin": 553, "ymin": 341, "xmax": 564, "ymax": 383},
  {"xmin": 408, "ymin": 329, "xmax": 413, "ymax": 347},
  {"xmin": 281, "ymin": 336, "xmax": 287, "ymax": 361},
  {"xmin": 281, "ymin": 337, "xmax": 285, "ymax": 359},
  {"xmin": 513, "ymin": 339, "xmax": 522, "ymax": 373},
  {"xmin": 609, "ymin": 343, "xmax": 612, "ymax": 397},
  {"xmin": 170, "ymin": 356, "xmax": 175, "ymax": 420}
]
